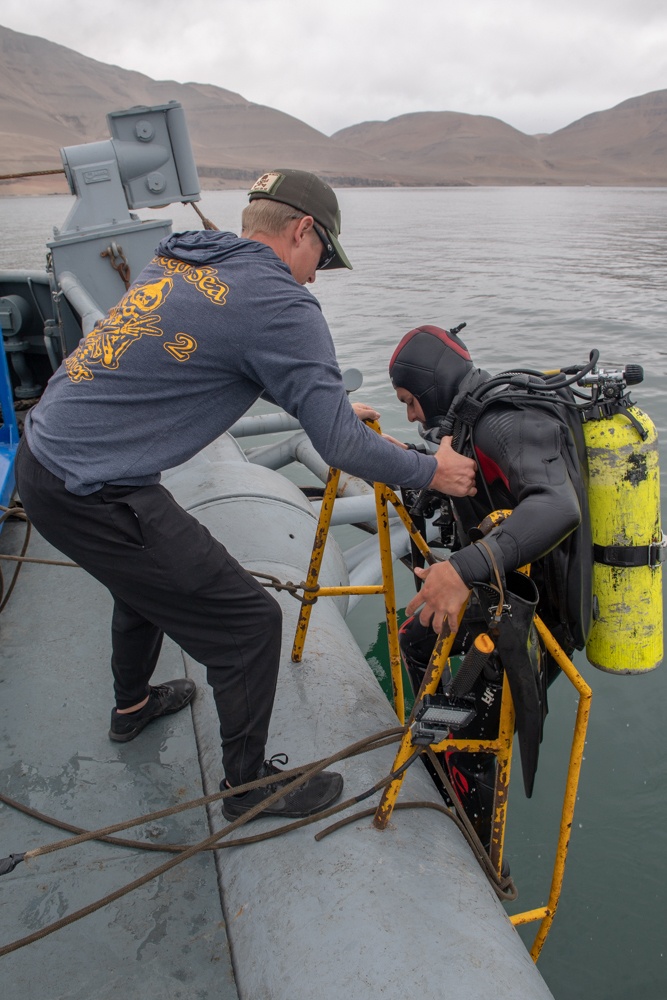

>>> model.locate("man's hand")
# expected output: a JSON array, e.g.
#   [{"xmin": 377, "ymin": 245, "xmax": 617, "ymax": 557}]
[
  {"xmin": 351, "ymin": 400, "xmax": 381, "ymax": 422},
  {"xmin": 405, "ymin": 560, "xmax": 471, "ymax": 634},
  {"xmin": 428, "ymin": 436, "xmax": 477, "ymax": 497},
  {"xmin": 381, "ymin": 433, "xmax": 408, "ymax": 448}
]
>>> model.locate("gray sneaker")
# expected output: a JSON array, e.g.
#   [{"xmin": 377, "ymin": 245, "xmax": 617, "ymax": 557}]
[{"xmin": 221, "ymin": 755, "xmax": 343, "ymax": 821}]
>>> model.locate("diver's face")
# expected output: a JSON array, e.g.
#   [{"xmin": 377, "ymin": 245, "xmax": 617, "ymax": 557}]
[{"xmin": 395, "ymin": 387, "xmax": 426, "ymax": 424}]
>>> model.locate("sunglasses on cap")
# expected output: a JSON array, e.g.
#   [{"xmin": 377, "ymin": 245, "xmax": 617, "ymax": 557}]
[{"xmin": 311, "ymin": 221, "xmax": 337, "ymax": 270}]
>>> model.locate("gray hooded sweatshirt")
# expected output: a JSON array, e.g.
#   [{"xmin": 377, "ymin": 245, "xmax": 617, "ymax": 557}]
[{"xmin": 26, "ymin": 230, "xmax": 437, "ymax": 495}]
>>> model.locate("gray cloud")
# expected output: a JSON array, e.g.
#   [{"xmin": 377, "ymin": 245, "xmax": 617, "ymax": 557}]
[{"xmin": 2, "ymin": 0, "xmax": 666, "ymax": 135}]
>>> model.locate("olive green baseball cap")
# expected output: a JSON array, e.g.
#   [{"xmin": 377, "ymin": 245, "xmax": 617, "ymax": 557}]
[{"xmin": 248, "ymin": 169, "xmax": 352, "ymax": 270}]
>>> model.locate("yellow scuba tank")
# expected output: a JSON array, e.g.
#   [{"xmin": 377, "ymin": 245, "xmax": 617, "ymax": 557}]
[{"xmin": 581, "ymin": 369, "xmax": 665, "ymax": 673}]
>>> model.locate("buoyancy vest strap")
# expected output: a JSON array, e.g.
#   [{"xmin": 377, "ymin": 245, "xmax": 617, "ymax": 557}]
[{"xmin": 452, "ymin": 394, "xmax": 485, "ymax": 427}]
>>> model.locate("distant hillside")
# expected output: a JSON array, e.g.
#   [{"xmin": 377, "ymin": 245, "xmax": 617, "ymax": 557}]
[
  {"xmin": 332, "ymin": 94, "xmax": 667, "ymax": 185},
  {"xmin": 538, "ymin": 91, "xmax": 667, "ymax": 183},
  {"xmin": 331, "ymin": 112, "xmax": 548, "ymax": 185},
  {"xmin": 0, "ymin": 24, "xmax": 391, "ymax": 194},
  {"xmin": 1, "ymin": 24, "xmax": 666, "ymax": 194}
]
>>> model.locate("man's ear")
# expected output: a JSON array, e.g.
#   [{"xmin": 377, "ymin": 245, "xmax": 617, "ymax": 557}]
[{"xmin": 294, "ymin": 215, "xmax": 314, "ymax": 245}]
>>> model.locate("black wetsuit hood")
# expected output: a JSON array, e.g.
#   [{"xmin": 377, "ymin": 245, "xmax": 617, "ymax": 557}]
[{"xmin": 389, "ymin": 325, "xmax": 474, "ymax": 429}]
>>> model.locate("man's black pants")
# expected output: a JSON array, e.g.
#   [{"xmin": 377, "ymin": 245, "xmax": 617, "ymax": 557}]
[{"xmin": 15, "ymin": 438, "xmax": 283, "ymax": 785}]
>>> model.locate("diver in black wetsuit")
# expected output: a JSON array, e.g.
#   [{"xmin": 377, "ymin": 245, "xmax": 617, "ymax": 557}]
[{"xmin": 388, "ymin": 324, "xmax": 592, "ymax": 848}]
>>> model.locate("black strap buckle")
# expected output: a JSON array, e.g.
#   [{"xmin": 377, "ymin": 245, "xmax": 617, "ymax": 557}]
[
  {"xmin": 593, "ymin": 534, "xmax": 666, "ymax": 568},
  {"xmin": 651, "ymin": 536, "xmax": 667, "ymax": 566}
]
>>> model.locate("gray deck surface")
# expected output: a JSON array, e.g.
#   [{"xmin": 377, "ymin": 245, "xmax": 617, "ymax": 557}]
[
  {"xmin": 0, "ymin": 517, "xmax": 239, "ymax": 1000},
  {"xmin": 0, "ymin": 459, "xmax": 556, "ymax": 1000}
]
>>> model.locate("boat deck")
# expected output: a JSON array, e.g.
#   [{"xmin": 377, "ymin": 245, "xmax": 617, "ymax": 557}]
[
  {"xmin": 0, "ymin": 515, "xmax": 239, "ymax": 1000},
  {"xmin": 0, "ymin": 454, "xmax": 557, "ymax": 1000}
]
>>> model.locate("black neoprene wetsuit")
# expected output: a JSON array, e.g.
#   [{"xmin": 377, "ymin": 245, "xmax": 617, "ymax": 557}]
[{"xmin": 446, "ymin": 392, "xmax": 591, "ymax": 653}]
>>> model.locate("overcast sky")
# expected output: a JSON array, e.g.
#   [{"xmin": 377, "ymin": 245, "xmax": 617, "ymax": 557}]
[{"xmin": 2, "ymin": 0, "xmax": 666, "ymax": 135}]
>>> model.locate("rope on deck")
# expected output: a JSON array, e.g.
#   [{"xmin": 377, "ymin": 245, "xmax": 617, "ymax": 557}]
[{"xmin": 0, "ymin": 725, "xmax": 516, "ymax": 957}]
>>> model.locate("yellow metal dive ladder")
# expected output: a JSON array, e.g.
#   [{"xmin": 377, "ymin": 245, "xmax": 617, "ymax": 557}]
[{"xmin": 291, "ymin": 421, "xmax": 593, "ymax": 960}]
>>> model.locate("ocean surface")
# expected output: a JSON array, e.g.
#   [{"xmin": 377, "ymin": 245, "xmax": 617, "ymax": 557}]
[{"xmin": 3, "ymin": 186, "xmax": 667, "ymax": 999}]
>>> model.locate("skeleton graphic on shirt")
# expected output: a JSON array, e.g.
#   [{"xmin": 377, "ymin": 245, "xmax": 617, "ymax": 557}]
[{"xmin": 64, "ymin": 260, "xmax": 229, "ymax": 383}]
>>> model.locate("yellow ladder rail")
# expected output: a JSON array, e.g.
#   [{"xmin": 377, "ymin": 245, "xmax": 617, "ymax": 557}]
[
  {"xmin": 291, "ymin": 463, "xmax": 343, "ymax": 665},
  {"xmin": 509, "ymin": 618, "xmax": 593, "ymax": 961},
  {"xmin": 372, "ymin": 605, "xmax": 467, "ymax": 829},
  {"xmin": 291, "ymin": 421, "xmax": 434, "ymax": 724},
  {"xmin": 373, "ymin": 481, "xmax": 404, "ymax": 719}
]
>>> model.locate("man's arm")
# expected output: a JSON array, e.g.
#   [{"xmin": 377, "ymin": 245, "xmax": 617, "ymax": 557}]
[
  {"xmin": 380, "ymin": 431, "xmax": 477, "ymax": 498},
  {"xmin": 450, "ymin": 407, "xmax": 581, "ymax": 584},
  {"xmin": 249, "ymin": 300, "xmax": 477, "ymax": 495},
  {"xmin": 406, "ymin": 406, "xmax": 582, "ymax": 631},
  {"xmin": 406, "ymin": 560, "xmax": 471, "ymax": 634}
]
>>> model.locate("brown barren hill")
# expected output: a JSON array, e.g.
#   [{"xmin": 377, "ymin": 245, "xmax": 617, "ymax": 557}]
[
  {"xmin": 1, "ymin": 23, "xmax": 666, "ymax": 192},
  {"xmin": 331, "ymin": 112, "xmax": 547, "ymax": 185},
  {"xmin": 332, "ymin": 97, "xmax": 667, "ymax": 186},
  {"xmin": 538, "ymin": 91, "xmax": 667, "ymax": 184},
  {"xmin": 0, "ymin": 24, "xmax": 392, "ymax": 195}
]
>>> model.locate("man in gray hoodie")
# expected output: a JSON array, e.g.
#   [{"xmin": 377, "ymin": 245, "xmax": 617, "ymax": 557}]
[{"xmin": 15, "ymin": 169, "xmax": 477, "ymax": 820}]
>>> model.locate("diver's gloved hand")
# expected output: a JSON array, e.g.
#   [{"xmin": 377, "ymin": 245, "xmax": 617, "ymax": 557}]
[
  {"xmin": 406, "ymin": 559, "xmax": 471, "ymax": 634},
  {"xmin": 429, "ymin": 436, "xmax": 477, "ymax": 498}
]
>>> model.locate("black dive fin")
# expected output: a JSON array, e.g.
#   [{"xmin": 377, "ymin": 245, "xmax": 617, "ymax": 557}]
[{"xmin": 480, "ymin": 571, "xmax": 544, "ymax": 798}]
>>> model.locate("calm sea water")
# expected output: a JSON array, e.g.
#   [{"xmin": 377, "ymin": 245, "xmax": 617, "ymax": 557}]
[{"xmin": 3, "ymin": 187, "xmax": 667, "ymax": 999}]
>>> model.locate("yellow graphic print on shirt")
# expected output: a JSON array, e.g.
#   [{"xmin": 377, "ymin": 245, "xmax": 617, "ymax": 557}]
[
  {"xmin": 65, "ymin": 278, "xmax": 174, "ymax": 383},
  {"xmin": 160, "ymin": 257, "xmax": 229, "ymax": 305},
  {"xmin": 164, "ymin": 333, "xmax": 198, "ymax": 361},
  {"xmin": 64, "ymin": 259, "xmax": 228, "ymax": 383}
]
